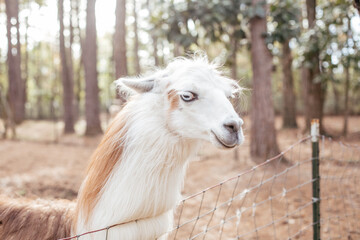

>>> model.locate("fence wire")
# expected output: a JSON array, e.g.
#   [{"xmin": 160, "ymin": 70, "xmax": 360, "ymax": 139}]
[{"xmin": 61, "ymin": 135, "xmax": 360, "ymax": 240}]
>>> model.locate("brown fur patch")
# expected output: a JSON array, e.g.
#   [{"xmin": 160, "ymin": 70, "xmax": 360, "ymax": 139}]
[
  {"xmin": 167, "ymin": 89, "xmax": 179, "ymax": 111},
  {"xmin": 74, "ymin": 112, "xmax": 128, "ymax": 228},
  {"xmin": 0, "ymin": 196, "xmax": 74, "ymax": 240}
]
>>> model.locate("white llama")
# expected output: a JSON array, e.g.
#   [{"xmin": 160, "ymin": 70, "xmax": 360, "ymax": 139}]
[{"xmin": 0, "ymin": 56, "xmax": 244, "ymax": 240}]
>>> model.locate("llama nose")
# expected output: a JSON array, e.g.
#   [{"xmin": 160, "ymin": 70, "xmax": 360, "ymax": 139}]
[{"xmin": 223, "ymin": 118, "xmax": 243, "ymax": 133}]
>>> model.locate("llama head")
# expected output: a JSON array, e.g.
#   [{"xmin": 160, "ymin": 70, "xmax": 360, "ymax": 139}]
[{"xmin": 116, "ymin": 56, "xmax": 244, "ymax": 149}]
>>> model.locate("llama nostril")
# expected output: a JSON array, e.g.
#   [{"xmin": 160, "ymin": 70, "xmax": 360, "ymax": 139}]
[{"xmin": 224, "ymin": 120, "xmax": 240, "ymax": 133}]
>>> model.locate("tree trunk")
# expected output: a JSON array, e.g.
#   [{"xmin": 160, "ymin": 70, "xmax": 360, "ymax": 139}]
[
  {"xmin": 35, "ymin": 43, "xmax": 43, "ymax": 119},
  {"xmin": 68, "ymin": 0, "xmax": 76, "ymax": 119},
  {"xmin": 302, "ymin": 69, "xmax": 323, "ymax": 131},
  {"xmin": 342, "ymin": 61, "xmax": 350, "ymax": 136},
  {"xmin": 114, "ymin": 0, "xmax": 127, "ymax": 78},
  {"xmin": 328, "ymin": 67, "xmax": 340, "ymax": 115},
  {"xmin": 132, "ymin": 0, "xmax": 141, "ymax": 75},
  {"xmin": 231, "ymin": 37, "xmax": 240, "ymax": 162},
  {"xmin": 0, "ymin": 1, "xmax": 2, "ymax": 85},
  {"xmin": 84, "ymin": 0, "xmax": 102, "ymax": 136},
  {"xmin": 281, "ymin": 40, "xmax": 297, "ymax": 128},
  {"xmin": 59, "ymin": 0, "xmax": 75, "ymax": 133},
  {"xmin": 152, "ymin": 35, "xmax": 159, "ymax": 66},
  {"xmin": 342, "ymin": 18, "xmax": 352, "ymax": 136},
  {"xmin": 23, "ymin": 0, "xmax": 30, "ymax": 113},
  {"xmin": 231, "ymin": 37, "xmax": 240, "ymax": 115},
  {"xmin": 5, "ymin": 0, "xmax": 25, "ymax": 124},
  {"xmin": 332, "ymin": 89, "xmax": 340, "ymax": 114},
  {"xmin": 49, "ymin": 50, "xmax": 57, "ymax": 121},
  {"xmin": 302, "ymin": 0, "xmax": 324, "ymax": 132},
  {"xmin": 0, "ymin": 85, "xmax": 16, "ymax": 139},
  {"xmin": 174, "ymin": 43, "xmax": 180, "ymax": 57},
  {"xmin": 74, "ymin": 0, "xmax": 83, "ymax": 119},
  {"xmin": 249, "ymin": 0, "xmax": 280, "ymax": 161},
  {"xmin": 354, "ymin": 0, "xmax": 360, "ymax": 14}
]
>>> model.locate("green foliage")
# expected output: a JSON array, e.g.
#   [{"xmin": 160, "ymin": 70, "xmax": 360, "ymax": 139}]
[
  {"xmin": 159, "ymin": 0, "xmax": 248, "ymax": 49},
  {"xmin": 267, "ymin": 0, "xmax": 300, "ymax": 44},
  {"xmin": 300, "ymin": 0, "xmax": 359, "ymax": 68},
  {"xmin": 243, "ymin": 0, "xmax": 266, "ymax": 19},
  {"xmin": 20, "ymin": 0, "xmax": 46, "ymax": 7},
  {"xmin": 2, "ymin": 0, "xmax": 360, "ymax": 120},
  {"xmin": 296, "ymin": 0, "xmax": 360, "ymax": 114}
]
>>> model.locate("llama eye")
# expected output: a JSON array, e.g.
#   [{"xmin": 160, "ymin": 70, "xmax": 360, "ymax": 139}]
[{"xmin": 180, "ymin": 92, "xmax": 198, "ymax": 102}]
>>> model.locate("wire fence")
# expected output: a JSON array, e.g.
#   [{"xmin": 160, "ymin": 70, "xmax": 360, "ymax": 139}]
[{"xmin": 61, "ymin": 127, "xmax": 360, "ymax": 239}]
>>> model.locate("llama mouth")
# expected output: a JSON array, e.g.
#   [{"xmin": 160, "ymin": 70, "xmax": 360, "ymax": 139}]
[{"xmin": 211, "ymin": 131, "xmax": 237, "ymax": 149}]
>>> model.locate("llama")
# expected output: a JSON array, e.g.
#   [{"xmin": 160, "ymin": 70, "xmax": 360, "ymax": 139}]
[{"xmin": 0, "ymin": 55, "xmax": 244, "ymax": 240}]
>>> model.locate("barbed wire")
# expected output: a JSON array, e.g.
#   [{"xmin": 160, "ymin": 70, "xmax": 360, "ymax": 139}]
[{"xmin": 60, "ymin": 135, "xmax": 360, "ymax": 239}]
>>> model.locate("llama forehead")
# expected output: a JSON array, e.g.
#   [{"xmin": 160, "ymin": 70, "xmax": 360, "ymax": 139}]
[
  {"xmin": 164, "ymin": 66, "xmax": 235, "ymax": 96},
  {"xmin": 166, "ymin": 78, "xmax": 234, "ymax": 99}
]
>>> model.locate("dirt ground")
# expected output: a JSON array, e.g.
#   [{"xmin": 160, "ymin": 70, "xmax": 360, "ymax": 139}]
[{"xmin": 0, "ymin": 116, "xmax": 359, "ymax": 239}]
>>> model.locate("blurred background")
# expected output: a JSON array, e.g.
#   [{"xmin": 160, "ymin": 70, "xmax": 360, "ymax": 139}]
[{"xmin": 0, "ymin": 0, "xmax": 359, "ymax": 199}]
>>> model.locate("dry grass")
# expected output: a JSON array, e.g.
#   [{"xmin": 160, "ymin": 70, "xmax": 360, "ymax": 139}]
[{"xmin": 0, "ymin": 116, "xmax": 359, "ymax": 239}]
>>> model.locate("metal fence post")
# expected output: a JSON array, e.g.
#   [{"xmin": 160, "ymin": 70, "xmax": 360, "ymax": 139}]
[{"xmin": 311, "ymin": 119, "xmax": 320, "ymax": 240}]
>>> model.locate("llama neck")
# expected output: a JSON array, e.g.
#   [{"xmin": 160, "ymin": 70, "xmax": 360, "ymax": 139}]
[{"xmin": 76, "ymin": 94, "xmax": 200, "ymax": 231}]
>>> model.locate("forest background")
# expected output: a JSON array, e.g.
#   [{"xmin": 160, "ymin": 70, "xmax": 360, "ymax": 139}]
[{"xmin": 0, "ymin": 0, "xmax": 360, "ymax": 161}]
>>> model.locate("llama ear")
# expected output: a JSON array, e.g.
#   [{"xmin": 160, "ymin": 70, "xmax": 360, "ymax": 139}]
[
  {"xmin": 220, "ymin": 76, "xmax": 243, "ymax": 98},
  {"xmin": 121, "ymin": 78, "xmax": 154, "ymax": 93},
  {"xmin": 115, "ymin": 77, "xmax": 155, "ymax": 99},
  {"xmin": 230, "ymin": 81, "xmax": 243, "ymax": 98}
]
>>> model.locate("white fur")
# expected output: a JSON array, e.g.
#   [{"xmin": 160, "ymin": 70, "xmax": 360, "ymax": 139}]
[{"xmin": 74, "ymin": 56, "xmax": 244, "ymax": 239}]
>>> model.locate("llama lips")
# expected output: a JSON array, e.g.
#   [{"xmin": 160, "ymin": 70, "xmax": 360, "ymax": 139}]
[{"xmin": 211, "ymin": 130, "xmax": 238, "ymax": 148}]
